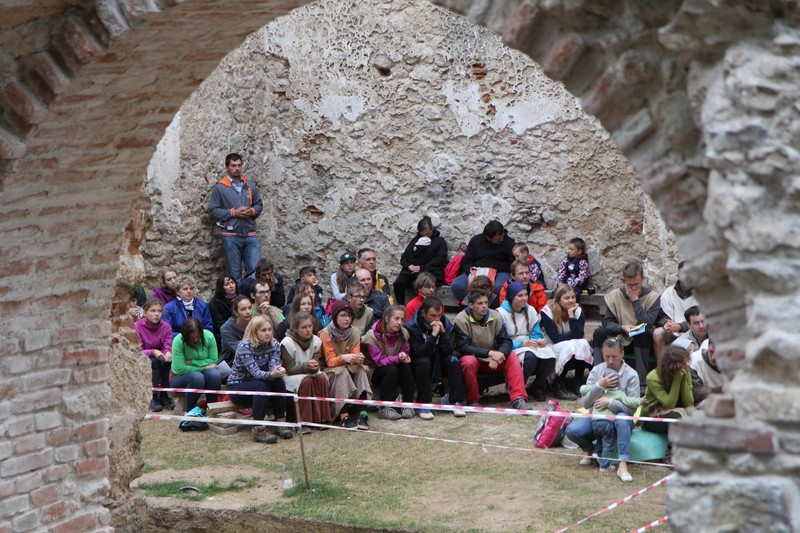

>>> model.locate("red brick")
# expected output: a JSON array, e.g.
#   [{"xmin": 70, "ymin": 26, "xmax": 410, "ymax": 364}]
[
  {"xmin": 71, "ymin": 364, "xmax": 110, "ymax": 385},
  {"xmin": 0, "ymin": 381, "xmax": 18, "ymax": 401},
  {"xmin": 39, "ymin": 290, "xmax": 89, "ymax": 310},
  {"xmin": 542, "ymin": 34, "xmax": 586, "ymax": 81},
  {"xmin": 50, "ymin": 512, "xmax": 98, "ymax": 533},
  {"xmin": 58, "ymin": 16, "xmax": 104, "ymax": 65},
  {"xmin": 51, "ymin": 327, "xmax": 83, "ymax": 345},
  {"xmin": 26, "ymin": 52, "xmax": 71, "ymax": 101},
  {"xmin": 44, "ymin": 464, "xmax": 70, "ymax": 483},
  {"xmin": 0, "ymin": 479, "xmax": 13, "ymax": 499},
  {"xmin": 13, "ymin": 432, "xmax": 46, "ymax": 454},
  {"xmin": 84, "ymin": 438, "xmax": 108, "ymax": 457},
  {"xmin": 501, "ymin": 2, "xmax": 539, "ymax": 48},
  {"xmin": 0, "ymin": 126, "xmax": 27, "ymax": 160},
  {"xmin": 42, "ymin": 501, "xmax": 70, "ymax": 523},
  {"xmin": 75, "ymin": 457, "xmax": 109, "ymax": 477},
  {"xmin": 582, "ymin": 67, "xmax": 625, "ymax": 116},
  {"xmin": 6, "ymin": 415, "xmax": 35, "ymax": 437},
  {"xmin": 46, "ymin": 427, "xmax": 73, "ymax": 447},
  {"xmin": 62, "ymin": 348, "xmax": 109, "ymax": 367},
  {"xmin": 30, "ymin": 484, "xmax": 59, "ymax": 506},
  {"xmin": 2, "ymin": 80, "xmax": 48, "ymax": 125},
  {"xmin": 73, "ymin": 420, "xmax": 108, "ymax": 441}
]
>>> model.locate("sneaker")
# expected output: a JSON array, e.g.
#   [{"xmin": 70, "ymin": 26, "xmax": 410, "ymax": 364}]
[
  {"xmin": 419, "ymin": 409, "xmax": 435, "ymax": 420},
  {"xmin": 252, "ymin": 426, "xmax": 278, "ymax": 444},
  {"xmin": 159, "ymin": 395, "xmax": 176, "ymax": 410},
  {"xmin": 378, "ymin": 407, "xmax": 402, "ymax": 421},
  {"xmin": 579, "ymin": 454, "xmax": 597, "ymax": 466},
  {"xmin": 511, "ymin": 397, "xmax": 528, "ymax": 410},
  {"xmin": 342, "ymin": 416, "xmax": 357, "ymax": 430},
  {"xmin": 599, "ymin": 465, "xmax": 616, "ymax": 474},
  {"xmin": 452, "ymin": 402, "xmax": 467, "ymax": 418},
  {"xmin": 298, "ymin": 426, "xmax": 311, "ymax": 435},
  {"xmin": 400, "ymin": 408, "xmax": 414, "ymax": 419},
  {"xmin": 357, "ymin": 412, "xmax": 370, "ymax": 430},
  {"xmin": 149, "ymin": 399, "xmax": 163, "ymax": 412},
  {"xmin": 552, "ymin": 381, "xmax": 577, "ymax": 401}
]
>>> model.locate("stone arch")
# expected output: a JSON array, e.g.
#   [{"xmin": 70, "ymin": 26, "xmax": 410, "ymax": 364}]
[{"xmin": 2, "ymin": 0, "xmax": 798, "ymax": 531}]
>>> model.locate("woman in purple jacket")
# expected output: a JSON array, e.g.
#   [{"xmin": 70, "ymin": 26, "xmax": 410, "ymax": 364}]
[{"xmin": 134, "ymin": 299, "xmax": 176, "ymax": 412}]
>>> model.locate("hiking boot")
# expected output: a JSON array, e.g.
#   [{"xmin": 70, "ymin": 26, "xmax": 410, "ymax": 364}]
[
  {"xmin": 252, "ymin": 426, "xmax": 278, "ymax": 444},
  {"xmin": 149, "ymin": 398, "xmax": 163, "ymax": 412},
  {"xmin": 159, "ymin": 394, "xmax": 176, "ymax": 410},
  {"xmin": 356, "ymin": 411, "xmax": 370, "ymax": 430},
  {"xmin": 342, "ymin": 415, "xmax": 357, "ymax": 430},
  {"xmin": 532, "ymin": 390, "xmax": 547, "ymax": 402},
  {"xmin": 419, "ymin": 409, "xmax": 435, "ymax": 420},
  {"xmin": 378, "ymin": 407, "xmax": 402, "ymax": 421},
  {"xmin": 452, "ymin": 402, "xmax": 467, "ymax": 418},
  {"xmin": 400, "ymin": 408, "xmax": 414, "ymax": 419},
  {"xmin": 552, "ymin": 381, "xmax": 577, "ymax": 401},
  {"xmin": 278, "ymin": 427, "xmax": 294, "ymax": 439},
  {"xmin": 511, "ymin": 397, "xmax": 529, "ymax": 410}
]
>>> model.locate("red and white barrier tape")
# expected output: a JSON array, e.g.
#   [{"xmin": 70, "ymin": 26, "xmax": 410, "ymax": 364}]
[
  {"xmin": 144, "ymin": 413, "xmax": 297, "ymax": 428},
  {"xmin": 631, "ymin": 516, "xmax": 669, "ymax": 532},
  {"xmin": 554, "ymin": 474, "xmax": 673, "ymax": 532},
  {"xmin": 153, "ymin": 387, "xmax": 680, "ymax": 424}
]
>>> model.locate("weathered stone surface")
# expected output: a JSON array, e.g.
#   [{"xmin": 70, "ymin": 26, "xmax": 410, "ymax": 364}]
[
  {"xmin": 142, "ymin": 0, "xmax": 678, "ymax": 297},
  {"xmin": 670, "ymin": 417, "xmax": 776, "ymax": 454}
]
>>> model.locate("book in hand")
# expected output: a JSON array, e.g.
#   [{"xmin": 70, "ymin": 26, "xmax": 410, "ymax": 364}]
[{"xmin": 628, "ymin": 323, "xmax": 647, "ymax": 337}]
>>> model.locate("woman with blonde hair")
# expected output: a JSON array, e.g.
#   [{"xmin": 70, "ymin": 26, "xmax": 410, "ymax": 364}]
[
  {"xmin": 228, "ymin": 315, "xmax": 294, "ymax": 443},
  {"xmin": 540, "ymin": 284, "xmax": 593, "ymax": 398}
]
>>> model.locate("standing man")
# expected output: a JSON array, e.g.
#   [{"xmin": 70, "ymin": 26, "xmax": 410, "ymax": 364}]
[
  {"xmin": 208, "ymin": 153, "xmax": 263, "ymax": 287},
  {"xmin": 358, "ymin": 248, "xmax": 392, "ymax": 300}
]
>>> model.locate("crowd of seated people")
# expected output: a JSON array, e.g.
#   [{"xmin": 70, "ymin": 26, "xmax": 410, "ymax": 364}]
[{"xmin": 132, "ymin": 215, "xmax": 725, "ymax": 463}]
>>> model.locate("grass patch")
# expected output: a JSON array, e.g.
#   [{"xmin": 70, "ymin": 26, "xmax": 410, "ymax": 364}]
[
  {"xmin": 139, "ymin": 391, "xmax": 669, "ymax": 531},
  {"xmin": 137, "ymin": 476, "xmax": 259, "ymax": 501}
]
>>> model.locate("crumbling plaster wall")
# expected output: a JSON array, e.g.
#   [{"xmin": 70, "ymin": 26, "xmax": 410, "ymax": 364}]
[{"xmin": 141, "ymin": 0, "xmax": 679, "ymax": 296}]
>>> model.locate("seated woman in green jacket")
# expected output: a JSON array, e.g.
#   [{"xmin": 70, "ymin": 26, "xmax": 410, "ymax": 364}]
[
  {"xmin": 170, "ymin": 317, "xmax": 221, "ymax": 413},
  {"xmin": 642, "ymin": 344, "xmax": 695, "ymax": 434}
]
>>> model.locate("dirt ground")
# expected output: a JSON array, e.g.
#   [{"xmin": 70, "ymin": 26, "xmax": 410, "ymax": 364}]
[{"xmin": 136, "ymin": 388, "xmax": 670, "ymax": 533}]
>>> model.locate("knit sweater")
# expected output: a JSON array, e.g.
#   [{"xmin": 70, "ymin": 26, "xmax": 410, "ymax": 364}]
[
  {"xmin": 644, "ymin": 368, "xmax": 694, "ymax": 414},
  {"xmin": 227, "ymin": 338, "xmax": 282, "ymax": 384},
  {"xmin": 453, "ymin": 308, "xmax": 512, "ymax": 359}
]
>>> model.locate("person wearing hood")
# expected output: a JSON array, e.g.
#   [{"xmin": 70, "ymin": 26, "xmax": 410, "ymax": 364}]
[
  {"xmin": 450, "ymin": 220, "xmax": 516, "ymax": 302},
  {"xmin": 361, "ymin": 305, "xmax": 416, "ymax": 421},
  {"xmin": 320, "ymin": 301, "xmax": 372, "ymax": 430},
  {"xmin": 393, "ymin": 216, "xmax": 449, "ymax": 304},
  {"xmin": 280, "ymin": 312, "xmax": 332, "ymax": 431},
  {"xmin": 497, "ymin": 281, "xmax": 558, "ymax": 402}
]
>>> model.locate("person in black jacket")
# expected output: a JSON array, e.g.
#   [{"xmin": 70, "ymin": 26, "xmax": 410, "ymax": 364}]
[
  {"xmin": 450, "ymin": 220, "xmax": 516, "ymax": 301},
  {"xmin": 405, "ymin": 297, "xmax": 467, "ymax": 419},
  {"xmin": 393, "ymin": 216, "xmax": 449, "ymax": 304}
]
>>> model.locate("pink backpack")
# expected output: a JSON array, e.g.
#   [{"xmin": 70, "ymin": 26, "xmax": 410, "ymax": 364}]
[{"xmin": 533, "ymin": 399, "xmax": 571, "ymax": 448}]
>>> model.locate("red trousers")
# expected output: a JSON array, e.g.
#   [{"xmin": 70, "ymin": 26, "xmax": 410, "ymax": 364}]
[{"xmin": 460, "ymin": 354, "xmax": 527, "ymax": 405}]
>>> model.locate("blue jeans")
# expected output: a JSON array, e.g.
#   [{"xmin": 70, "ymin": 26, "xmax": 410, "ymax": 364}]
[
  {"xmin": 221, "ymin": 235, "xmax": 261, "ymax": 286},
  {"xmin": 450, "ymin": 272, "xmax": 511, "ymax": 301},
  {"xmin": 170, "ymin": 368, "xmax": 221, "ymax": 412},
  {"xmin": 568, "ymin": 417, "xmax": 633, "ymax": 465}
]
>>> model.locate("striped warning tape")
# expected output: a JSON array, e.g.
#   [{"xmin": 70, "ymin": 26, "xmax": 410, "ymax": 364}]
[
  {"xmin": 153, "ymin": 387, "xmax": 680, "ymax": 424},
  {"xmin": 631, "ymin": 515, "xmax": 669, "ymax": 532},
  {"xmin": 554, "ymin": 474, "xmax": 673, "ymax": 532}
]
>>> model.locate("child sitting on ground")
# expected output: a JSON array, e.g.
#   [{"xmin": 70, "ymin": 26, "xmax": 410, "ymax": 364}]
[
  {"xmin": 590, "ymin": 368, "xmax": 641, "ymax": 472},
  {"xmin": 512, "ymin": 243, "xmax": 546, "ymax": 288},
  {"xmin": 556, "ymin": 237, "xmax": 591, "ymax": 293}
]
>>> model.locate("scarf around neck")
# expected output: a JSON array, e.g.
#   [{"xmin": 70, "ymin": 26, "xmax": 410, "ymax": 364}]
[{"xmin": 287, "ymin": 328, "xmax": 313, "ymax": 351}]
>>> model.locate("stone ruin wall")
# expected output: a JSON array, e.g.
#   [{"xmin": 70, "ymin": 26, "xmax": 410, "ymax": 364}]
[{"xmin": 137, "ymin": 0, "xmax": 680, "ymax": 300}]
